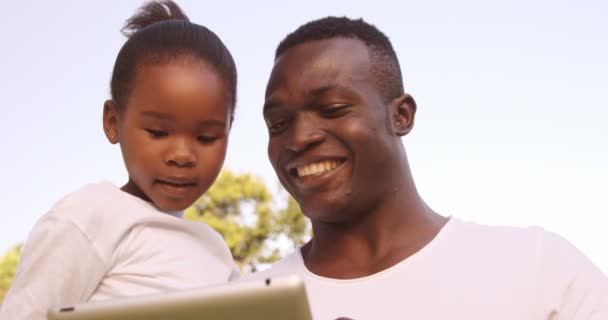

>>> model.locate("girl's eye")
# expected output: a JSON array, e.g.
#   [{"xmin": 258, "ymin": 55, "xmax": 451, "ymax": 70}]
[
  {"xmin": 198, "ymin": 136, "xmax": 218, "ymax": 143},
  {"xmin": 145, "ymin": 129, "xmax": 168, "ymax": 138}
]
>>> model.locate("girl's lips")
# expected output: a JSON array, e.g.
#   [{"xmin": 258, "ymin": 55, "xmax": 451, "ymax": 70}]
[
  {"xmin": 156, "ymin": 177, "xmax": 197, "ymax": 186},
  {"xmin": 155, "ymin": 179, "xmax": 197, "ymax": 198}
]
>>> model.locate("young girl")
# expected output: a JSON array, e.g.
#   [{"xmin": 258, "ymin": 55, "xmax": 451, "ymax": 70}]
[{"xmin": 0, "ymin": 1, "xmax": 239, "ymax": 318}]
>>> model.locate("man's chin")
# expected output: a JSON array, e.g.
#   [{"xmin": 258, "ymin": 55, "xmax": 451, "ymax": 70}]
[{"xmin": 301, "ymin": 201, "xmax": 354, "ymax": 225}]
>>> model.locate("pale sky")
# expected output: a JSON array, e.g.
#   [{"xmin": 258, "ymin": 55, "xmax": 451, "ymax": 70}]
[{"xmin": 1, "ymin": 0, "xmax": 606, "ymax": 273}]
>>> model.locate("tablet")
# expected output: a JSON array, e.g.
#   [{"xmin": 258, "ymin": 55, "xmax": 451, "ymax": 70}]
[{"xmin": 48, "ymin": 275, "xmax": 312, "ymax": 320}]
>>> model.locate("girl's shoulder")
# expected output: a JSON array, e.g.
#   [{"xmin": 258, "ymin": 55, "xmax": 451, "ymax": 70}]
[
  {"xmin": 34, "ymin": 181, "xmax": 157, "ymax": 262},
  {"xmin": 47, "ymin": 181, "xmax": 124, "ymax": 220},
  {"xmin": 38, "ymin": 181, "xmax": 141, "ymax": 239}
]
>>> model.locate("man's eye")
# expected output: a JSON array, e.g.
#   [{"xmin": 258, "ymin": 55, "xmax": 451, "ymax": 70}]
[
  {"xmin": 268, "ymin": 119, "xmax": 287, "ymax": 134},
  {"xmin": 145, "ymin": 129, "xmax": 168, "ymax": 138},
  {"xmin": 198, "ymin": 136, "xmax": 218, "ymax": 143},
  {"xmin": 320, "ymin": 104, "xmax": 349, "ymax": 117}
]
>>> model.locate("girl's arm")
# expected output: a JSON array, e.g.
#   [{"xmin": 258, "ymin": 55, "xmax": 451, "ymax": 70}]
[{"xmin": 0, "ymin": 217, "xmax": 106, "ymax": 320}]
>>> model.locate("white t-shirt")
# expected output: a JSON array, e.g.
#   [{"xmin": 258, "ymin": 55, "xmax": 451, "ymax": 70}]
[
  {"xmin": 245, "ymin": 218, "xmax": 608, "ymax": 319},
  {"xmin": 0, "ymin": 181, "xmax": 239, "ymax": 320}
]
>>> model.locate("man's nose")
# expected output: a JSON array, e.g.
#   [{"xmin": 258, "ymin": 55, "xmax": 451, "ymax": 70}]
[{"xmin": 285, "ymin": 114, "xmax": 325, "ymax": 153}]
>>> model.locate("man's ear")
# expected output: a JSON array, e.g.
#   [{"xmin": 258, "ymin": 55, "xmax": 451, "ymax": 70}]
[
  {"xmin": 388, "ymin": 93, "xmax": 417, "ymax": 136},
  {"xmin": 103, "ymin": 100, "xmax": 120, "ymax": 144}
]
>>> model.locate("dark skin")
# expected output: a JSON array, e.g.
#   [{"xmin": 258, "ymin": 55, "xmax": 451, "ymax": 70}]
[
  {"xmin": 264, "ymin": 38, "xmax": 447, "ymax": 279},
  {"xmin": 103, "ymin": 57, "xmax": 231, "ymax": 212}
]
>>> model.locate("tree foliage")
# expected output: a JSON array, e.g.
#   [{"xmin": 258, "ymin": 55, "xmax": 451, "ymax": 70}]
[
  {"xmin": 0, "ymin": 244, "xmax": 21, "ymax": 305},
  {"xmin": 185, "ymin": 170, "xmax": 311, "ymax": 271}
]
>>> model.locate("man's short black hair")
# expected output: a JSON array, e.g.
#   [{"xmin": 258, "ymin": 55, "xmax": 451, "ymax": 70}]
[{"xmin": 276, "ymin": 16, "xmax": 404, "ymax": 103}]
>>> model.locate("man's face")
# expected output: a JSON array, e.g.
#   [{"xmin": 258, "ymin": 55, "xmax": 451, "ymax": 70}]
[{"xmin": 264, "ymin": 38, "xmax": 403, "ymax": 222}]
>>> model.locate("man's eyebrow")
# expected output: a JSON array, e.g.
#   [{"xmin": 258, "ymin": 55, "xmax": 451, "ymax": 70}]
[
  {"xmin": 263, "ymin": 84, "xmax": 340, "ymax": 114},
  {"xmin": 263, "ymin": 99, "xmax": 281, "ymax": 114},
  {"xmin": 307, "ymin": 84, "xmax": 337, "ymax": 97}
]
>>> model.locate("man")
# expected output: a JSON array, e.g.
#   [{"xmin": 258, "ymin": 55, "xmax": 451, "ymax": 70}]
[{"xmin": 250, "ymin": 17, "xmax": 608, "ymax": 319}]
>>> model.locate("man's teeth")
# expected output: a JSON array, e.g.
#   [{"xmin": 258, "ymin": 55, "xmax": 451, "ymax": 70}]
[{"xmin": 297, "ymin": 160, "xmax": 340, "ymax": 177}]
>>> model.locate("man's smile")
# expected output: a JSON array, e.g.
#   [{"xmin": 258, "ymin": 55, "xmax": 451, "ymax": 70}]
[
  {"xmin": 293, "ymin": 159, "xmax": 343, "ymax": 177},
  {"xmin": 283, "ymin": 157, "xmax": 349, "ymax": 193}
]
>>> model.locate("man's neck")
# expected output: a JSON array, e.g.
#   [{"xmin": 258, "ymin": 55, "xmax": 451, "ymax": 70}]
[{"xmin": 302, "ymin": 181, "xmax": 447, "ymax": 279}]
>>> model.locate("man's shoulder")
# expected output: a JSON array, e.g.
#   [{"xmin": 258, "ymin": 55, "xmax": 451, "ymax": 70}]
[
  {"xmin": 448, "ymin": 218, "xmax": 604, "ymax": 277},
  {"xmin": 437, "ymin": 218, "xmax": 576, "ymax": 274},
  {"xmin": 449, "ymin": 217, "xmax": 547, "ymax": 250}
]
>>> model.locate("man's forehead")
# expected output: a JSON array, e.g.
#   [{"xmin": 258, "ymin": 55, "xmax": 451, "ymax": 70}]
[
  {"xmin": 275, "ymin": 37, "xmax": 369, "ymax": 71},
  {"xmin": 266, "ymin": 38, "xmax": 371, "ymax": 96}
]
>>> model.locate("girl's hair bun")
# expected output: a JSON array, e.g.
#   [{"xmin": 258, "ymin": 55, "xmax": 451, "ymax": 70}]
[{"xmin": 121, "ymin": 0, "xmax": 189, "ymax": 37}]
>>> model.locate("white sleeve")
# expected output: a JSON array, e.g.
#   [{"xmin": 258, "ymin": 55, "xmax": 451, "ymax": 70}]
[
  {"xmin": 537, "ymin": 231, "xmax": 608, "ymax": 319},
  {"xmin": 0, "ymin": 217, "xmax": 107, "ymax": 320},
  {"xmin": 228, "ymin": 264, "xmax": 242, "ymax": 281}
]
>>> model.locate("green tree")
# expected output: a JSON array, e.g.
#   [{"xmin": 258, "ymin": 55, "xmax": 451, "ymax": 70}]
[
  {"xmin": 185, "ymin": 170, "xmax": 310, "ymax": 271},
  {"xmin": 0, "ymin": 244, "xmax": 21, "ymax": 305},
  {"xmin": 276, "ymin": 196, "xmax": 310, "ymax": 248}
]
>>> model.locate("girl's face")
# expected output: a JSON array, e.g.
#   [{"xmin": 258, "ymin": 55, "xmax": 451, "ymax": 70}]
[{"xmin": 104, "ymin": 57, "xmax": 231, "ymax": 212}]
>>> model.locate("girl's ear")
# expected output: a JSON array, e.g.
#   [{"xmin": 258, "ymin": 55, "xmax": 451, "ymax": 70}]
[
  {"xmin": 388, "ymin": 94, "xmax": 417, "ymax": 136},
  {"xmin": 103, "ymin": 100, "xmax": 120, "ymax": 144}
]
